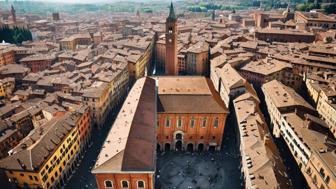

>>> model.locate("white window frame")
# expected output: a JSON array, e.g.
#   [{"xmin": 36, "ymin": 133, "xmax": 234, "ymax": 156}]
[
  {"xmin": 137, "ymin": 180, "xmax": 145, "ymax": 189},
  {"xmin": 190, "ymin": 117, "xmax": 195, "ymax": 128},
  {"xmin": 201, "ymin": 118, "xmax": 207, "ymax": 128},
  {"xmin": 177, "ymin": 117, "xmax": 182, "ymax": 128},
  {"xmin": 214, "ymin": 118, "xmax": 219, "ymax": 128},
  {"xmin": 121, "ymin": 180, "xmax": 129, "ymax": 188},
  {"xmin": 104, "ymin": 180, "xmax": 113, "ymax": 188},
  {"xmin": 165, "ymin": 116, "xmax": 171, "ymax": 128}
]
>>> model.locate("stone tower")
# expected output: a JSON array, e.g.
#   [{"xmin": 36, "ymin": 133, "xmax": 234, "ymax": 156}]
[
  {"xmin": 11, "ymin": 5, "xmax": 16, "ymax": 23},
  {"xmin": 136, "ymin": 10, "xmax": 140, "ymax": 18},
  {"xmin": 165, "ymin": 2, "xmax": 178, "ymax": 75},
  {"xmin": 52, "ymin": 12, "xmax": 60, "ymax": 21}
]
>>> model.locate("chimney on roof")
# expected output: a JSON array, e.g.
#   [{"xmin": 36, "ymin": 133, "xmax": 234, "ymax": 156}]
[
  {"xmin": 20, "ymin": 143, "xmax": 27, "ymax": 149},
  {"xmin": 39, "ymin": 128, "xmax": 44, "ymax": 135},
  {"xmin": 264, "ymin": 133, "xmax": 277, "ymax": 152}
]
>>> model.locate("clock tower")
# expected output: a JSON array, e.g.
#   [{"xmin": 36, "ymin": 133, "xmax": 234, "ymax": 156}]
[{"xmin": 165, "ymin": 2, "xmax": 178, "ymax": 75}]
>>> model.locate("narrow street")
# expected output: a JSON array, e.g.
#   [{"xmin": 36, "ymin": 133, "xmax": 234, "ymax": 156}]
[
  {"xmin": 257, "ymin": 89, "xmax": 309, "ymax": 189},
  {"xmin": 64, "ymin": 107, "xmax": 120, "ymax": 189}
]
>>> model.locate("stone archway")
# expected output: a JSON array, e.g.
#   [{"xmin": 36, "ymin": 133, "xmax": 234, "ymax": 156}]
[
  {"xmin": 165, "ymin": 143, "xmax": 171, "ymax": 151},
  {"xmin": 198, "ymin": 143, "xmax": 204, "ymax": 151},
  {"xmin": 176, "ymin": 133, "xmax": 183, "ymax": 140},
  {"xmin": 209, "ymin": 145, "xmax": 216, "ymax": 152},
  {"xmin": 187, "ymin": 143, "xmax": 194, "ymax": 152},
  {"xmin": 175, "ymin": 140, "xmax": 182, "ymax": 151}
]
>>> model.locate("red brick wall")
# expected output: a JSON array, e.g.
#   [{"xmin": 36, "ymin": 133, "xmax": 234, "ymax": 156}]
[
  {"xmin": 23, "ymin": 60, "xmax": 52, "ymax": 72},
  {"xmin": 95, "ymin": 173, "xmax": 154, "ymax": 189},
  {"xmin": 157, "ymin": 113, "xmax": 227, "ymax": 151},
  {"xmin": 165, "ymin": 20, "xmax": 178, "ymax": 75}
]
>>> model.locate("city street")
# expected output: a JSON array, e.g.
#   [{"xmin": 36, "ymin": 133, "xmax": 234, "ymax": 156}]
[{"xmin": 64, "ymin": 109, "xmax": 119, "ymax": 189}]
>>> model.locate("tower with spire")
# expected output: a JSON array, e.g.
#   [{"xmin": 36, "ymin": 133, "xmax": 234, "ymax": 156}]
[
  {"xmin": 136, "ymin": 10, "xmax": 140, "ymax": 19},
  {"xmin": 212, "ymin": 9, "xmax": 215, "ymax": 21},
  {"xmin": 10, "ymin": 5, "xmax": 16, "ymax": 23},
  {"xmin": 165, "ymin": 1, "xmax": 178, "ymax": 75}
]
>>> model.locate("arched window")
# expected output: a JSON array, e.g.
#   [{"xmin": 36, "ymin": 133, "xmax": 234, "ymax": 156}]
[
  {"xmin": 165, "ymin": 116, "xmax": 171, "ymax": 128},
  {"xmin": 176, "ymin": 133, "xmax": 182, "ymax": 140},
  {"xmin": 137, "ymin": 180, "xmax": 145, "ymax": 188},
  {"xmin": 169, "ymin": 27, "xmax": 173, "ymax": 34},
  {"xmin": 201, "ymin": 117, "xmax": 207, "ymax": 128},
  {"xmin": 104, "ymin": 180, "xmax": 113, "ymax": 188},
  {"xmin": 121, "ymin": 180, "xmax": 129, "ymax": 188},
  {"xmin": 190, "ymin": 117, "xmax": 195, "ymax": 128},
  {"xmin": 214, "ymin": 118, "xmax": 219, "ymax": 128},
  {"xmin": 177, "ymin": 116, "xmax": 182, "ymax": 128}
]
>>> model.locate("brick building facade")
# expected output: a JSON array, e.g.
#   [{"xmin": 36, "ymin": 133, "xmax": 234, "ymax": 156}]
[{"xmin": 156, "ymin": 76, "xmax": 228, "ymax": 151}]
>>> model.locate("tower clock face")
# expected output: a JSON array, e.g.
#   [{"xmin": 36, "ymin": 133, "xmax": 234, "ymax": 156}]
[{"xmin": 169, "ymin": 39, "xmax": 172, "ymax": 43}]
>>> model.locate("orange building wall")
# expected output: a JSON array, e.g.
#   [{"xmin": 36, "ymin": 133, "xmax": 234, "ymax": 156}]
[
  {"xmin": 77, "ymin": 109, "xmax": 91, "ymax": 145},
  {"xmin": 157, "ymin": 113, "xmax": 227, "ymax": 151},
  {"xmin": 22, "ymin": 60, "xmax": 53, "ymax": 72},
  {"xmin": 0, "ymin": 50, "xmax": 15, "ymax": 65},
  {"xmin": 95, "ymin": 173, "xmax": 154, "ymax": 189}
]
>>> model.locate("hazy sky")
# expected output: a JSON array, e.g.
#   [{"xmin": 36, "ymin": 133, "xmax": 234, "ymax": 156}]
[{"xmin": 15, "ymin": 0, "xmax": 170, "ymax": 3}]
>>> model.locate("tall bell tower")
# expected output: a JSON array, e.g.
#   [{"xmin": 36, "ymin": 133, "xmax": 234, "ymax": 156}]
[
  {"xmin": 165, "ymin": 2, "xmax": 178, "ymax": 75},
  {"xmin": 11, "ymin": 5, "xmax": 16, "ymax": 24}
]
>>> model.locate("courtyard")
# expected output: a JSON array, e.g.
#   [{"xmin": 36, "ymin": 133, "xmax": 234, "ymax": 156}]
[
  {"xmin": 156, "ymin": 111, "xmax": 242, "ymax": 189},
  {"xmin": 156, "ymin": 151, "xmax": 241, "ymax": 189}
]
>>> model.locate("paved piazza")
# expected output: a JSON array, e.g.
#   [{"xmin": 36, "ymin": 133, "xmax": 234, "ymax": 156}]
[{"xmin": 156, "ymin": 151, "xmax": 241, "ymax": 189}]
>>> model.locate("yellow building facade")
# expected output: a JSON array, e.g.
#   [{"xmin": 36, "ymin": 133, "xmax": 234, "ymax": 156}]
[
  {"xmin": 0, "ymin": 114, "xmax": 81, "ymax": 189},
  {"xmin": 0, "ymin": 77, "xmax": 15, "ymax": 98}
]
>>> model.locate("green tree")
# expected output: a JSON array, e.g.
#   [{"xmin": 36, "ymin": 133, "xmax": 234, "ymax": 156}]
[
  {"xmin": 322, "ymin": 3, "xmax": 336, "ymax": 14},
  {"xmin": 0, "ymin": 25, "xmax": 32, "ymax": 44}
]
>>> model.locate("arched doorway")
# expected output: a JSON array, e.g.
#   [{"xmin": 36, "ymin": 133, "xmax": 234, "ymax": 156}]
[
  {"xmin": 157, "ymin": 144, "xmax": 161, "ymax": 153},
  {"xmin": 175, "ymin": 140, "xmax": 182, "ymax": 151},
  {"xmin": 187, "ymin": 143, "xmax": 193, "ymax": 152},
  {"xmin": 176, "ymin": 133, "xmax": 183, "ymax": 140},
  {"xmin": 165, "ymin": 143, "xmax": 171, "ymax": 151},
  {"xmin": 209, "ymin": 145, "xmax": 216, "ymax": 152},
  {"xmin": 198, "ymin": 143, "xmax": 204, "ymax": 151}
]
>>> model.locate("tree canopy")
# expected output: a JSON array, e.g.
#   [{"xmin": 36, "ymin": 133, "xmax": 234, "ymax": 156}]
[{"xmin": 0, "ymin": 25, "xmax": 32, "ymax": 44}]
